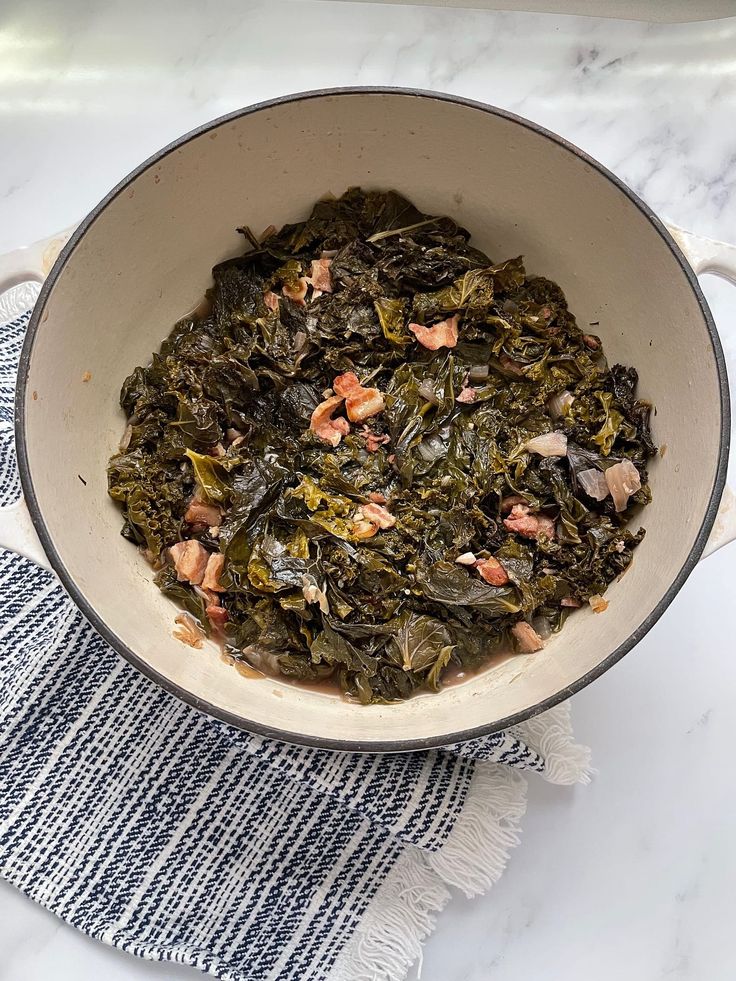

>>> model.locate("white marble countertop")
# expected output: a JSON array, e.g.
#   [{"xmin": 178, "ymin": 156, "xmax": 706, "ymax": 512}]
[{"xmin": 2, "ymin": 2, "xmax": 736, "ymax": 979}]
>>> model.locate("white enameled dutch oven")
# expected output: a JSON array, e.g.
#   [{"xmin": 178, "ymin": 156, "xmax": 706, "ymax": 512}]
[{"xmin": 1, "ymin": 89, "xmax": 735, "ymax": 752}]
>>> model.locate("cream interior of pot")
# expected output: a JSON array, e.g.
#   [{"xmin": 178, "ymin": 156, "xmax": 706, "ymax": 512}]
[{"xmin": 23, "ymin": 92, "xmax": 723, "ymax": 746}]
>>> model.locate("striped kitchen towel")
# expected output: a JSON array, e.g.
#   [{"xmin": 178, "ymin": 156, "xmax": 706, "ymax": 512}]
[{"xmin": 0, "ymin": 307, "xmax": 591, "ymax": 981}]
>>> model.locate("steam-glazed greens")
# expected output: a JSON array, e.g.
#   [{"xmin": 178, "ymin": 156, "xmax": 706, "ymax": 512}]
[{"xmin": 108, "ymin": 188, "xmax": 654, "ymax": 703}]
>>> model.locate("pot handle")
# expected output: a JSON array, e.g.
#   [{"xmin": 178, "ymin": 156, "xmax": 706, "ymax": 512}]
[
  {"xmin": 0, "ymin": 230, "xmax": 75, "ymax": 573},
  {"xmin": 666, "ymin": 224, "xmax": 736, "ymax": 559},
  {"xmin": 0, "ymin": 227, "xmax": 73, "ymax": 295}
]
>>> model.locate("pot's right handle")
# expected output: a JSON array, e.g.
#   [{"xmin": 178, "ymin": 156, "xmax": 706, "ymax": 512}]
[{"xmin": 667, "ymin": 224, "xmax": 736, "ymax": 559}]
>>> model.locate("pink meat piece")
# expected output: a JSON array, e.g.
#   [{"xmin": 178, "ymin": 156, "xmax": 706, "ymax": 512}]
[
  {"xmin": 307, "ymin": 258, "xmax": 333, "ymax": 295},
  {"xmin": 185, "ymin": 497, "xmax": 222, "ymax": 528},
  {"xmin": 512, "ymin": 621, "xmax": 545, "ymax": 653},
  {"xmin": 169, "ymin": 540, "xmax": 210, "ymax": 585},
  {"xmin": 360, "ymin": 502, "xmax": 396, "ymax": 529},
  {"xmin": 408, "ymin": 314, "xmax": 460, "ymax": 350},
  {"xmin": 264, "ymin": 290, "xmax": 280, "ymax": 312},
  {"xmin": 474, "ymin": 557, "xmax": 510, "ymax": 586},
  {"xmin": 561, "ymin": 596, "xmax": 582, "ymax": 608},
  {"xmin": 362, "ymin": 431, "xmax": 390, "ymax": 453},
  {"xmin": 456, "ymin": 386, "xmax": 478, "ymax": 404},
  {"xmin": 346, "ymin": 388, "xmax": 385, "ymax": 422},
  {"xmin": 202, "ymin": 552, "xmax": 226, "ymax": 592},
  {"xmin": 310, "ymin": 394, "xmax": 350, "ymax": 446},
  {"xmin": 333, "ymin": 372, "xmax": 362, "ymax": 397},
  {"xmin": 368, "ymin": 491, "xmax": 387, "ymax": 504},
  {"xmin": 206, "ymin": 600, "xmax": 228, "ymax": 630},
  {"xmin": 332, "ymin": 373, "xmax": 385, "ymax": 422},
  {"xmin": 503, "ymin": 504, "xmax": 556, "ymax": 541}
]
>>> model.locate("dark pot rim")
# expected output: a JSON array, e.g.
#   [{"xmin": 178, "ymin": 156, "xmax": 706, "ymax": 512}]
[{"xmin": 14, "ymin": 86, "xmax": 731, "ymax": 752}]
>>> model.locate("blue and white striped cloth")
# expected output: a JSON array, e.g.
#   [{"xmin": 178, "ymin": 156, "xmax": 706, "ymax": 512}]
[{"xmin": 0, "ymin": 308, "xmax": 591, "ymax": 981}]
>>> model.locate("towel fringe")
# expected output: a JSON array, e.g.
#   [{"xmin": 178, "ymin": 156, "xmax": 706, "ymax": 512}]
[
  {"xmin": 514, "ymin": 701, "xmax": 594, "ymax": 785},
  {"xmin": 331, "ymin": 764, "xmax": 528, "ymax": 981}
]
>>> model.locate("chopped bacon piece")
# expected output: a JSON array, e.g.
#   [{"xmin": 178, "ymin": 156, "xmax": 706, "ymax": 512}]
[
  {"xmin": 360, "ymin": 502, "xmax": 396, "ymax": 529},
  {"xmin": 408, "ymin": 315, "xmax": 459, "ymax": 350},
  {"xmin": 282, "ymin": 278, "xmax": 309, "ymax": 306},
  {"xmin": 307, "ymin": 258, "xmax": 333, "ymax": 296},
  {"xmin": 503, "ymin": 504, "xmax": 556, "ymax": 541},
  {"xmin": 206, "ymin": 601, "xmax": 228, "ymax": 629},
  {"xmin": 264, "ymin": 290, "xmax": 280, "ymax": 312},
  {"xmin": 359, "ymin": 426, "xmax": 390, "ymax": 453},
  {"xmin": 368, "ymin": 491, "xmax": 387, "ymax": 504},
  {"xmin": 202, "ymin": 552, "xmax": 226, "ymax": 592},
  {"xmin": 456, "ymin": 386, "xmax": 478, "ymax": 404},
  {"xmin": 352, "ymin": 519, "xmax": 378, "ymax": 539},
  {"xmin": 512, "ymin": 621, "xmax": 545, "ymax": 653},
  {"xmin": 185, "ymin": 497, "xmax": 222, "ymax": 528},
  {"xmin": 173, "ymin": 612, "xmax": 205, "ymax": 649},
  {"xmin": 346, "ymin": 388, "xmax": 385, "ymax": 422},
  {"xmin": 169, "ymin": 540, "xmax": 210, "ymax": 585},
  {"xmin": 333, "ymin": 372, "xmax": 362, "ymax": 397},
  {"xmin": 367, "ymin": 433, "xmax": 389, "ymax": 452},
  {"xmin": 583, "ymin": 334, "xmax": 601, "ymax": 351},
  {"xmin": 474, "ymin": 556, "xmax": 509, "ymax": 586},
  {"xmin": 332, "ymin": 372, "xmax": 385, "ymax": 422},
  {"xmin": 310, "ymin": 395, "xmax": 350, "ymax": 446},
  {"xmin": 352, "ymin": 502, "xmax": 396, "ymax": 538},
  {"xmin": 561, "ymin": 596, "xmax": 582, "ymax": 608}
]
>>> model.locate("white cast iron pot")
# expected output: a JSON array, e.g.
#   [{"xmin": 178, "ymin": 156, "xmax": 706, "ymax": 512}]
[{"xmin": 0, "ymin": 89, "xmax": 734, "ymax": 751}]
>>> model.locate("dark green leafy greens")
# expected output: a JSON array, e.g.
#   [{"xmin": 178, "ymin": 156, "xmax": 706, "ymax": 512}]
[{"xmin": 108, "ymin": 188, "xmax": 654, "ymax": 703}]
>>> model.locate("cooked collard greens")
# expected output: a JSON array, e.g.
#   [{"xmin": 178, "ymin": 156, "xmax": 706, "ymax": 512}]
[{"xmin": 108, "ymin": 188, "xmax": 654, "ymax": 703}]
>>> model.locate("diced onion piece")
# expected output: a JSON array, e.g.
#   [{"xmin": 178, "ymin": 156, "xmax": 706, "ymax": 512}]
[
  {"xmin": 455, "ymin": 552, "xmax": 477, "ymax": 565},
  {"xmin": 525, "ymin": 431, "xmax": 568, "ymax": 457},
  {"xmin": 605, "ymin": 459, "xmax": 641, "ymax": 512},
  {"xmin": 547, "ymin": 389, "xmax": 575, "ymax": 419},
  {"xmin": 468, "ymin": 364, "xmax": 490, "ymax": 383},
  {"xmin": 301, "ymin": 574, "xmax": 330, "ymax": 614},
  {"xmin": 173, "ymin": 612, "xmax": 205, "ymax": 649},
  {"xmin": 578, "ymin": 467, "xmax": 610, "ymax": 501},
  {"xmin": 418, "ymin": 379, "xmax": 439, "ymax": 404}
]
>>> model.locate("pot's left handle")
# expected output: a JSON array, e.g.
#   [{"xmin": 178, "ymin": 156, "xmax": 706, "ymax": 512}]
[
  {"xmin": 667, "ymin": 224, "xmax": 736, "ymax": 560},
  {"xmin": 0, "ymin": 229, "xmax": 75, "ymax": 573}
]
